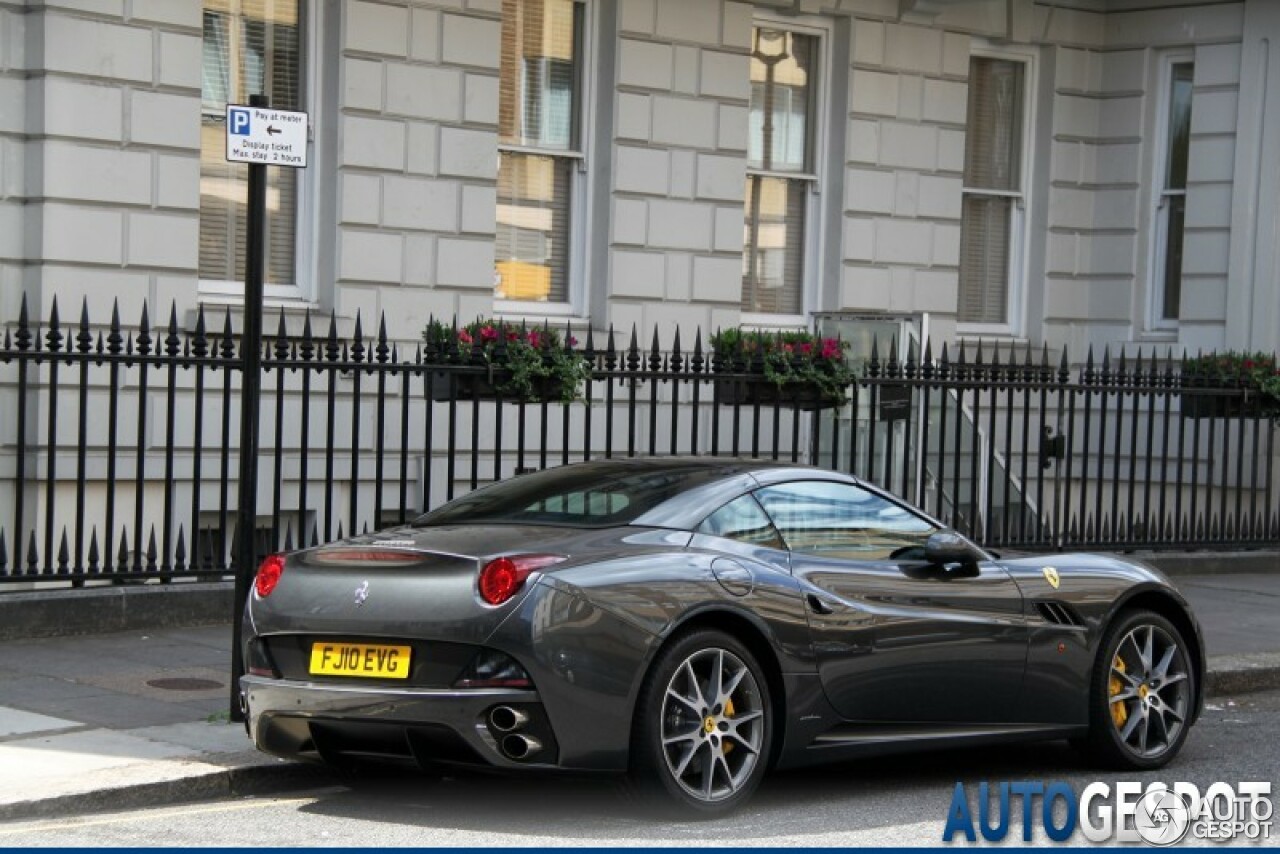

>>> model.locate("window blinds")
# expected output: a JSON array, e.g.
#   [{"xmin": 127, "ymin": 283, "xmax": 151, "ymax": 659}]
[
  {"xmin": 495, "ymin": 0, "xmax": 581, "ymax": 303},
  {"xmin": 958, "ymin": 57, "xmax": 1024, "ymax": 324},
  {"xmin": 199, "ymin": 0, "xmax": 301, "ymax": 287}
]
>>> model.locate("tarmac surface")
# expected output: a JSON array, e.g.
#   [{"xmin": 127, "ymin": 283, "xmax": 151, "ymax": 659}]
[{"xmin": 0, "ymin": 571, "xmax": 1277, "ymax": 823}]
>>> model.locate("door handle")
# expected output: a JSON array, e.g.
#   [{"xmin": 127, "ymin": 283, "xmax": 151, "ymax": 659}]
[{"xmin": 806, "ymin": 594, "xmax": 835, "ymax": 615}]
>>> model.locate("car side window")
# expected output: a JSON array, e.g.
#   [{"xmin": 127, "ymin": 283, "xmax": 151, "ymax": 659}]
[
  {"xmin": 755, "ymin": 480, "xmax": 937, "ymax": 561},
  {"xmin": 697, "ymin": 495, "xmax": 786, "ymax": 550}
]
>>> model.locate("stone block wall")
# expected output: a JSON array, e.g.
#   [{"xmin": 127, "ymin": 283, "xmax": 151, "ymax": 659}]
[
  {"xmin": 336, "ymin": 0, "xmax": 501, "ymax": 341},
  {"xmin": 13, "ymin": 0, "xmax": 203, "ymax": 323},
  {"xmin": 607, "ymin": 0, "xmax": 753, "ymax": 345}
]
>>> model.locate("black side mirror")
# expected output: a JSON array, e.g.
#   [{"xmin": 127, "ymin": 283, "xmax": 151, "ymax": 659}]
[{"xmin": 924, "ymin": 531, "xmax": 982, "ymax": 569}]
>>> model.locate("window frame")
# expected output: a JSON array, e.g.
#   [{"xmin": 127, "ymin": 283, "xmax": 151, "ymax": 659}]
[
  {"xmin": 753, "ymin": 479, "xmax": 939, "ymax": 558},
  {"xmin": 493, "ymin": 0, "xmax": 593, "ymax": 318},
  {"xmin": 1146, "ymin": 51, "xmax": 1195, "ymax": 333},
  {"xmin": 957, "ymin": 43, "xmax": 1037, "ymax": 337},
  {"xmin": 197, "ymin": 0, "xmax": 315, "ymax": 303},
  {"xmin": 740, "ymin": 12, "xmax": 832, "ymax": 327}
]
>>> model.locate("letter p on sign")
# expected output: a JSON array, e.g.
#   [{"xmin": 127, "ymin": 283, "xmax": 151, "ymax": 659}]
[{"xmin": 229, "ymin": 108, "xmax": 251, "ymax": 136}]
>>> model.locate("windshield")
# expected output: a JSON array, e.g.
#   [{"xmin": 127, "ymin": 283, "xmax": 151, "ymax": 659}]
[{"xmin": 414, "ymin": 462, "xmax": 737, "ymax": 528}]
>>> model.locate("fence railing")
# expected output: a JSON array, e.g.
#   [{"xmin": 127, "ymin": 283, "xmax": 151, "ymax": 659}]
[{"xmin": 1, "ymin": 297, "xmax": 1277, "ymax": 585}]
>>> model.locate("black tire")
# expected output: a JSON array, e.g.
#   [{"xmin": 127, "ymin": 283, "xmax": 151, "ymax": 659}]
[
  {"xmin": 627, "ymin": 629, "xmax": 772, "ymax": 818},
  {"xmin": 1082, "ymin": 609, "xmax": 1195, "ymax": 770}
]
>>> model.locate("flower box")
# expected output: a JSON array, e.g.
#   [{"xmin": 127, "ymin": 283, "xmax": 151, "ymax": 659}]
[
  {"xmin": 708, "ymin": 328, "xmax": 854, "ymax": 409},
  {"xmin": 428, "ymin": 370, "xmax": 568, "ymax": 403},
  {"xmin": 712, "ymin": 378, "xmax": 836, "ymax": 411}
]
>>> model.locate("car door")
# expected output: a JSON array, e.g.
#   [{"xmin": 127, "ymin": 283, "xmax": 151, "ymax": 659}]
[{"xmin": 755, "ymin": 480, "xmax": 1028, "ymax": 724}]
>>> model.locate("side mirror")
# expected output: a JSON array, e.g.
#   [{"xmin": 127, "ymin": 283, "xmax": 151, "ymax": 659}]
[{"xmin": 924, "ymin": 531, "xmax": 982, "ymax": 569}]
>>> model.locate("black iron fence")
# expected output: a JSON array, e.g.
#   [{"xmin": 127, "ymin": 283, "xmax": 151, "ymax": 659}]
[{"xmin": 0, "ymin": 297, "xmax": 1276, "ymax": 585}]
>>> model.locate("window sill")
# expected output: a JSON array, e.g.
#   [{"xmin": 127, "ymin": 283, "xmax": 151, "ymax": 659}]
[{"xmin": 190, "ymin": 295, "xmax": 357, "ymax": 340}]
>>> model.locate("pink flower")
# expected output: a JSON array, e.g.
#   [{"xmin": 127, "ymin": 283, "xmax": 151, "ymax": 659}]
[
  {"xmin": 568, "ymin": 336, "xmax": 578, "ymax": 347},
  {"xmin": 527, "ymin": 330, "xmax": 542, "ymax": 349},
  {"xmin": 820, "ymin": 338, "xmax": 841, "ymax": 360},
  {"xmin": 798, "ymin": 342, "xmax": 813, "ymax": 356},
  {"xmin": 457, "ymin": 329, "xmax": 473, "ymax": 345},
  {"xmin": 480, "ymin": 325, "xmax": 499, "ymax": 342},
  {"xmin": 782, "ymin": 343, "xmax": 795, "ymax": 353}
]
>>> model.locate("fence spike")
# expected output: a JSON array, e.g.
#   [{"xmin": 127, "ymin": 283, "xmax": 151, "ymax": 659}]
[
  {"xmin": 311, "ymin": 521, "xmax": 321, "ymax": 548},
  {"xmin": 219, "ymin": 308, "xmax": 236, "ymax": 359},
  {"xmin": 627, "ymin": 325, "xmax": 641, "ymax": 372},
  {"xmin": 274, "ymin": 309, "xmax": 290, "ymax": 360},
  {"xmin": 691, "ymin": 327, "xmax": 704, "ymax": 375},
  {"xmin": 161, "ymin": 302, "xmax": 179, "ymax": 357},
  {"xmin": 189, "ymin": 304, "xmax": 208, "ymax": 359},
  {"xmin": 0, "ymin": 528, "xmax": 6, "ymax": 573},
  {"xmin": 134, "ymin": 299, "xmax": 151, "ymax": 356},
  {"xmin": 77, "ymin": 299, "xmax": 93, "ymax": 353},
  {"xmin": 115, "ymin": 525, "xmax": 128, "ymax": 571},
  {"xmin": 1193, "ymin": 514, "xmax": 1205, "ymax": 540},
  {"xmin": 87, "ymin": 527, "xmax": 99, "ymax": 573},
  {"xmin": 146, "ymin": 526, "xmax": 158, "ymax": 571},
  {"xmin": 887, "ymin": 334, "xmax": 901, "ymax": 378},
  {"xmin": 174, "ymin": 526, "xmax": 186, "ymax": 572},
  {"xmin": 376, "ymin": 314, "xmax": 390, "ymax": 364},
  {"xmin": 3, "ymin": 325, "xmax": 9, "ymax": 351},
  {"xmin": 649, "ymin": 326, "xmax": 662, "ymax": 373},
  {"xmin": 1225, "ymin": 513, "xmax": 1237, "ymax": 541},
  {"xmin": 584, "ymin": 326, "xmax": 596, "ymax": 360},
  {"xmin": 670, "ymin": 327, "xmax": 683, "ymax": 374},
  {"xmin": 351, "ymin": 311, "xmax": 366, "ymax": 364},
  {"xmin": 362, "ymin": 521, "xmax": 369, "ymax": 535},
  {"xmin": 937, "ymin": 341, "xmax": 949, "ymax": 380},
  {"xmin": 493, "ymin": 320, "xmax": 509, "ymax": 363},
  {"xmin": 869, "ymin": 335, "xmax": 880, "ymax": 375},
  {"xmin": 337, "ymin": 521, "xmax": 345, "ymax": 541},
  {"xmin": 298, "ymin": 310, "xmax": 315, "ymax": 362},
  {"xmin": 56, "ymin": 528, "xmax": 69, "ymax": 573},
  {"xmin": 284, "ymin": 524, "xmax": 294, "ymax": 552},
  {"xmin": 25, "ymin": 530, "xmax": 39, "ymax": 575},
  {"xmin": 15, "ymin": 292, "xmax": 32, "ymax": 351},
  {"xmin": 46, "ymin": 296, "xmax": 63, "ymax": 353},
  {"xmin": 604, "ymin": 324, "xmax": 617, "ymax": 371}
]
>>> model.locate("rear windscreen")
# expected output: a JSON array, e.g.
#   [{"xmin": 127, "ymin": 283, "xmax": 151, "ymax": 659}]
[{"xmin": 414, "ymin": 463, "xmax": 734, "ymax": 528}]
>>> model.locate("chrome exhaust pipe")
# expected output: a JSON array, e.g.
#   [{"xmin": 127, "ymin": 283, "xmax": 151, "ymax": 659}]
[
  {"xmin": 501, "ymin": 733, "xmax": 542, "ymax": 760},
  {"xmin": 489, "ymin": 705, "xmax": 529, "ymax": 733},
  {"xmin": 238, "ymin": 691, "xmax": 249, "ymax": 716}
]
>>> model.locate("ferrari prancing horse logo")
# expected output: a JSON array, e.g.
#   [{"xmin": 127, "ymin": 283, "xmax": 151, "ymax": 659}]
[
  {"xmin": 353, "ymin": 580, "xmax": 370, "ymax": 606},
  {"xmin": 1042, "ymin": 567, "xmax": 1061, "ymax": 589}
]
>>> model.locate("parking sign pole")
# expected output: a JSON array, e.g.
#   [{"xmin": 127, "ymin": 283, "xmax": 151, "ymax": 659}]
[{"xmin": 230, "ymin": 93, "xmax": 269, "ymax": 722}]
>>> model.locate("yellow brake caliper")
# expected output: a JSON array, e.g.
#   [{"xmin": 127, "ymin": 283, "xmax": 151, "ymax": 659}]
[
  {"xmin": 722, "ymin": 698, "xmax": 735, "ymax": 754},
  {"xmin": 1110, "ymin": 655, "xmax": 1129, "ymax": 728}
]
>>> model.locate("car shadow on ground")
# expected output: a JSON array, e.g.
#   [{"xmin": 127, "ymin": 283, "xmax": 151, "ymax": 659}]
[{"xmin": 292, "ymin": 739, "xmax": 1102, "ymax": 841}]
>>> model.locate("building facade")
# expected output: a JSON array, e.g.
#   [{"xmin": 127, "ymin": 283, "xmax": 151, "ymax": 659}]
[{"xmin": 2, "ymin": 0, "xmax": 1279, "ymax": 358}]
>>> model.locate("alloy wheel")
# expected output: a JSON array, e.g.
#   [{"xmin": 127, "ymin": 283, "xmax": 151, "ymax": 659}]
[
  {"xmin": 659, "ymin": 647, "xmax": 765, "ymax": 804},
  {"xmin": 1107, "ymin": 623, "xmax": 1191, "ymax": 760}
]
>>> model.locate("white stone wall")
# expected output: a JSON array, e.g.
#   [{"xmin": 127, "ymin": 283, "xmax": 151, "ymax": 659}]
[
  {"xmin": 13, "ymin": 0, "xmax": 203, "ymax": 323},
  {"xmin": 0, "ymin": 1, "xmax": 25, "ymax": 325},
  {"xmin": 842, "ymin": 11, "xmax": 968, "ymax": 344},
  {"xmin": 607, "ymin": 0, "xmax": 753, "ymax": 344},
  {"xmin": 335, "ymin": 0, "xmax": 502, "ymax": 341}
]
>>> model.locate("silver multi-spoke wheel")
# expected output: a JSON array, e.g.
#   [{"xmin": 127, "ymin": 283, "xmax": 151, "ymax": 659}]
[
  {"xmin": 1082, "ymin": 609, "xmax": 1197, "ymax": 770},
  {"xmin": 660, "ymin": 647, "xmax": 765, "ymax": 804},
  {"xmin": 1107, "ymin": 623, "xmax": 1190, "ymax": 759}
]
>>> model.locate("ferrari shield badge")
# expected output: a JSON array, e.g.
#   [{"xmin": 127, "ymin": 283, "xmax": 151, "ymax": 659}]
[
  {"xmin": 1042, "ymin": 567, "xmax": 1060, "ymax": 589},
  {"xmin": 354, "ymin": 580, "xmax": 370, "ymax": 606}
]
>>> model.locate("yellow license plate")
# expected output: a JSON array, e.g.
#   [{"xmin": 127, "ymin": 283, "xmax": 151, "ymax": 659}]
[{"xmin": 309, "ymin": 642, "xmax": 412, "ymax": 679}]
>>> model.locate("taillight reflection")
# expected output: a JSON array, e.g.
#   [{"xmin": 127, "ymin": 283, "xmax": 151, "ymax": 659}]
[
  {"xmin": 478, "ymin": 554, "xmax": 565, "ymax": 605},
  {"xmin": 254, "ymin": 554, "xmax": 286, "ymax": 598}
]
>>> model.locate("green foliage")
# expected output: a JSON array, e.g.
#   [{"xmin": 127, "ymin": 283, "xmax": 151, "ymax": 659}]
[
  {"xmin": 1182, "ymin": 351, "xmax": 1280, "ymax": 414},
  {"xmin": 423, "ymin": 318, "xmax": 590, "ymax": 403},
  {"xmin": 709, "ymin": 328, "xmax": 856, "ymax": 405}
]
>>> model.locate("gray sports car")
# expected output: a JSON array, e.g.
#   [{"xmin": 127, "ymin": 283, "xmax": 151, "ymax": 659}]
[{"xmin": 239, "ymin": 458, "xmax": 1204, "ymax": 816}]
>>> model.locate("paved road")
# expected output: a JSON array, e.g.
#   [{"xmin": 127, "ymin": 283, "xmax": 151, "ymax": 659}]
[{"xmin": 3, "ymin": 690, "xmax": 1277, "ymax": 848}]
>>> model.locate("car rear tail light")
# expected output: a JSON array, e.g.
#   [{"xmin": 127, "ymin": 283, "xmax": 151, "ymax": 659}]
[
  {"xmin": 477, "ymin": 554, "xmax": 565, "ymax": 605},
  {"xmin": 454, "ymin": 649, "xmax": 533, "ymax": 689},
  {"xmin": 310, "ymin": 549, "xmax": 422, "ymax": 565},
  {"xmin": 254, "ymin": 554, "xmax": 286, "ymax": 598}
]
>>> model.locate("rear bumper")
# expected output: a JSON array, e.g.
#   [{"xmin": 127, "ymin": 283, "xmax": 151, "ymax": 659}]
[{"xmin": 239, "ymin": 675, "xmax": 563, "ymax": 770}]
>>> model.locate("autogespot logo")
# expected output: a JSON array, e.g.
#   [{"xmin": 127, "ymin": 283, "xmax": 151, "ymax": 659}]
[{"xmin": 942, "ymin": 781, "xmax": 1273, "ymax": 844}]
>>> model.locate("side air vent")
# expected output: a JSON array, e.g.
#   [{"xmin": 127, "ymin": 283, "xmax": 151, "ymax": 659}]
[{"xmin": 1035, "ymin": 601, "xmax": 1084, "ymax": 628}]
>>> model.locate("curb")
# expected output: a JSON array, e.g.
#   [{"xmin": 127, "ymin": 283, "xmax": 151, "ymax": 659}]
[
  {"xmin": 0, "ymin": 582, "xmax": 234, "ymax": 641},
  {"xmin": 1205, "ymin": 652, "xmax": 1280, "ymax": 697},
  {"xmin": 0, "ymin": 759, "xmax": 337, "ymax": 823}
]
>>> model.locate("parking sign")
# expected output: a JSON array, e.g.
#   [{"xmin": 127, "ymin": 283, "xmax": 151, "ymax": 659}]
[{"xmin": 224, "ymin": 104, "xmax": 308, "ymax": 167}]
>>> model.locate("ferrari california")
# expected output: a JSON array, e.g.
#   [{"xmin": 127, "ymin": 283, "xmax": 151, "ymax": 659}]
[{"xmin": 239, "ymin": 458, "xmax": 1203, "ymax": 816}]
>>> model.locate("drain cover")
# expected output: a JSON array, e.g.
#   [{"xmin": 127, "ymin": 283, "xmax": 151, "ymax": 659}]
[{"xmin": 146, "ymin": 677, "xmax": 224, "ymax": 691}]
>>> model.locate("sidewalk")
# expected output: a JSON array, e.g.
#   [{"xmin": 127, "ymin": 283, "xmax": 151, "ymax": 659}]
[{"xmin": 1, "ymin": 572, "xmax": 1278, "ymax": 822}]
